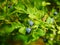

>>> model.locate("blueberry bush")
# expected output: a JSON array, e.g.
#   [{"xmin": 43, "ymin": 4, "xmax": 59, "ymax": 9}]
[{"xmin": 0, "ymin": 0, "xmax": 60, "ymax": 45}]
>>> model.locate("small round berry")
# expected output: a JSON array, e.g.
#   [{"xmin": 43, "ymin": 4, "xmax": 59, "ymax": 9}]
[
  {"xmin": 28, "ymin": 20, "xmax": 34, "ymax": 26},
  {"xmin": 54, "ymin": 12, "xmax": 58, "ymax": 15},
  {"xmin": 43, "ymin": 38, "xmax": 48, "ymax": 42},
  {"xmin": 26, "ymin": 28, "xmax": 31, "ymax": 33},
  {"xmin": 8, "ymin": 5, "xmax": 12, "ymax": 8}
]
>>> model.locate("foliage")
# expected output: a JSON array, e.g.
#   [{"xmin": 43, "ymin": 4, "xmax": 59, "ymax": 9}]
[{"xmin": 0, "ymin": 0, "xmax": 60, "ymax": 45}]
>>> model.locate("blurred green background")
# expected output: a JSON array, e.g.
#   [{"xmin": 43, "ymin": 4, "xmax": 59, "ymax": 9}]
[{"xmin": 0, "ymin": 0, "xmax": 60, "ymax": 45}]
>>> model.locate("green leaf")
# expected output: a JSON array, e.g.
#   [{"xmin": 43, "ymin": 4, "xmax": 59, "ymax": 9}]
[
  {"xmin": 36, "ymin": 29, "xmax": 45, "ymax": 36},
  {"xmin": 32, "ymin": 29, "xmax": 45, "ymax": 41},
  {"xmin": 0, "ymin": 16, "xmax": 5, "ymax": 20},
  {"xmin": 0, "ymin": 22, "xmax": 22, "ymax": 34},
  {"xmin": 15, "ymin": 3, "xmax": 25, "ymax": 11},
  {"xmin": 14, "ymin": 34, "xmax": 28, "ymax": 42},
  {"xmin": 11, "ymin": 0, "xmax": 18, "ymax": 4},
  {"xmin": 11, "ymin": 22, "xmax": 21, "ymax": 29},
  {"xmin": 19, "ymin": 26, "xmax": 26, "ymax": 35},
  {"xmin": 0, "ymin": 24, "xmax": 13, "ymax": 34},
  {"xmin": 58, "ymin": 31, "xmax": 60, "ymax": 34}
]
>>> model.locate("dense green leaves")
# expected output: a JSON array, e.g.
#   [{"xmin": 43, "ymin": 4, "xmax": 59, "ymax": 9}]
[
  {"xmin": 0, "ymin": 22, "xmax": 21, "ymax": 34},
  {"xmin": 0, "ymin": 0, "xmax": 60, "ymax": 45}
]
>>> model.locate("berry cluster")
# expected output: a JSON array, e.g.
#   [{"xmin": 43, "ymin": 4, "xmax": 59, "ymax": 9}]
[{"xmin": 26, "ymin": 20, "xmax": 34, "ymax": 33}]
